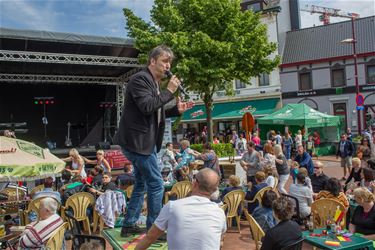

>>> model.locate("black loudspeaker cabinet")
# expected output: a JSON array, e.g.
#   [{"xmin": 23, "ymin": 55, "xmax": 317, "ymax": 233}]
[{"xmin": 96, "ymin": 141, "xmax": 111, "ymax": 150}]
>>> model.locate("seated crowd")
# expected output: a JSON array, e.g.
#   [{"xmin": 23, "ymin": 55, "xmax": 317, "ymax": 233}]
[{"xmin": 1, "ymin": 130, "xmax": 375, "ymax": 250}]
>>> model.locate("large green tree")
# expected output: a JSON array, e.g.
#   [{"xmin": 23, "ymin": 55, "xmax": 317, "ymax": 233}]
[{"xmin": 124, "ymin": 0, "xmax": 279, "ymax": 141}]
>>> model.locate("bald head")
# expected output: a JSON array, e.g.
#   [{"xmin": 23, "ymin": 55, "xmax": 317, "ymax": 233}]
[
  {"xmin": 314, "ymin": 161, "xmax": 324, "ymax": 169},
  {"xmin": 195, "ymin": 168, "xmax": 220, "ymax": 195}
]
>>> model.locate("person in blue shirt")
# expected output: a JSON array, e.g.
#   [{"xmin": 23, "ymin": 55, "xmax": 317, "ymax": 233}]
[
  {"xmin": 294, "ymin": 145, "xmax": 314, "ymax": 176},
  {"xmin": 336, "ymin": 133, "xmax": 355, "ymax": 181},
  {"xmin": 175, "ymin": 139, "xmax": 195, "ymax": 181},
  {"xmin": 252, "ymin": 190, "xmax": 278, "ymax": 233},
  {"xmin": 245, "ymin": 171, "xmax": 268, "ymax": 214},
  {"xmin": 33, "ymin": 177, "xmax": 61, "ymax": 204}
]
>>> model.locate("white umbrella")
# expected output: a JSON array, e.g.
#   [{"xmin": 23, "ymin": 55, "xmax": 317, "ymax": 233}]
[{"xmin": 0, "ymin": 136, "xmax": 65, "ymax": 182}]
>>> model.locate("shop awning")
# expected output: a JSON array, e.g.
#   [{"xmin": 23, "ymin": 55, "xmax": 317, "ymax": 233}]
[{"xmin": 181, "ymin": 98, "xmax": 280, "ymax": 122}]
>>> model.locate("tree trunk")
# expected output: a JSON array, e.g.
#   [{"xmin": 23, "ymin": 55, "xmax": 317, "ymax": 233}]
[{"xmin": 204, "ymin": 97, "xmax": 214, "ymax": 143}]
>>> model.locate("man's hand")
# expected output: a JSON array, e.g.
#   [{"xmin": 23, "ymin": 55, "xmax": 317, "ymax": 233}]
[
  {"xmin": 176, "ymin": 97, "xmax": 194, "ymax": 114},
  {"xmin": 167, "ymin": 75, "xmax": 180, "ymax": 94},
  {"xmin": 135, "ymin": 225, "xmax": 164, "ymax": 250}
]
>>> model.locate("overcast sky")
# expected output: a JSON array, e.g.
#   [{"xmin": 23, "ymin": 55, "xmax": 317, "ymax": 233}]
[{"xmin": 0, "ymin": 0, "xmax": 374, "ymax": 38}]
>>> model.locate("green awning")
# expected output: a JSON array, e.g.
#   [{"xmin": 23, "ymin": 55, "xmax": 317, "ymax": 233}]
[
  {"xmin": 181, "ymin": 98, "xmax": 280, "ymax": 122},
  {"xmin": 257, "ymin": 103, "xmax": 341, "ymax": 127}
]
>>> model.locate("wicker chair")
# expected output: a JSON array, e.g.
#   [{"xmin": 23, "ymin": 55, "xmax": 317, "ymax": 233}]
[
  {"xmin": 223, "ymin": 189, "xmax": 245, "ymax": 233},
  {"xmin": 244, "ymin": 210, "xmax": 265, "ymax": 250},
  {"xmin": 0, "ymin": 187, "xmax": 27, "ymax": 215},
  {"xmin": 45, "ymin": 222, "xmax": 68, "ymax": 250},
  {"xmin": 164, "ymin": 181, "xmax": 192, "ymax": 204},
  {"xmin": 29, "ymin": 184, "xmax": 45, "ymax": 198},
  {"xmin": 311, "ymin": 198, "xmax": 346, "ymax": 229},
  {"xmin": 61, "ymin": 192, "xmax": 95, "ymax": 235},
  {"xmin": 0, "ymin": 187, "xmax": 27, "ymax": 200}
]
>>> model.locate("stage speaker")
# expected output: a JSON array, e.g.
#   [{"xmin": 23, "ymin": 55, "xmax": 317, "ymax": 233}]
[{"xmin": 96, "ymin": 141, "xmax": 111, "ymax": 150}]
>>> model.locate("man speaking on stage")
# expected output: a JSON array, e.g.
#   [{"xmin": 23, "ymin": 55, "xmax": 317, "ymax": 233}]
[{"xmin": 114, "ymin": 45, "xmax": 194, "ymax": 237}]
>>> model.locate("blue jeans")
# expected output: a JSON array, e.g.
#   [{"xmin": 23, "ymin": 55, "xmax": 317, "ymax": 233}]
[
  {"xmin": 121, "ymin": 148, "xmax": 164, "ymax": 229},
  {"xmin": 285, "ymin": 145, "xmax": 291, "ymax": 160}
]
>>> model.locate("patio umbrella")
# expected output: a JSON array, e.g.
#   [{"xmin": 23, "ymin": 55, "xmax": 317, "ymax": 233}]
[{"xmin": 0, "ymin": 136, "xmax": 66, "ymax": 182}]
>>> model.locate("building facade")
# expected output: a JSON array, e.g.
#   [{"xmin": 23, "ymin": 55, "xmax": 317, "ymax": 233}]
[{"xmin": 280, "ymin": 16, "xmax": 375, "ymax": 134}]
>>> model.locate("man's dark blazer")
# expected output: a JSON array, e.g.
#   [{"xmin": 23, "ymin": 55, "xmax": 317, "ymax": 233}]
[{"xmin": 114, "ymin": 68, "xmax": 180, "ymax": 155}]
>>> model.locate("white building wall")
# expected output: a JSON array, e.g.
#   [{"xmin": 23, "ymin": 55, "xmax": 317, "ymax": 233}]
[
  {"xmin": 276, "ymin": 0, "xmax": 292, "ymax": 55},
  {"xmin": 312, "ymin": 68, "xmax": 330, "ymax": 89}
]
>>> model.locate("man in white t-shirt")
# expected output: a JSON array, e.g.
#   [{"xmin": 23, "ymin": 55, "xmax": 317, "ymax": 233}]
[{"xmin": 135, "ymin": 168, "xmax": 226, "ymax": 250}]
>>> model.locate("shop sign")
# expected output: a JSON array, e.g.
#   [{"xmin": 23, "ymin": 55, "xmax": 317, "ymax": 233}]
[
  {"xmin": 239, "ymin": 105, "xmax": 256, "ymax": 114},
  {"xmin": 296, "ymin": 90, "xmax": 317, "ymax": 97},
  {"xmin": 191, "ymin": 109, "xmax": 205, "ymax": 118}
]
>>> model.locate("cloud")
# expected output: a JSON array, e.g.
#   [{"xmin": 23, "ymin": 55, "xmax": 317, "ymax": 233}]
[
  {"xmin": 0, "ymin": 0, "xmax": 61, "ymax": 31},
  {"xmin": 0, "ymin": 0, "xmax": 373, "ymax": 37}
]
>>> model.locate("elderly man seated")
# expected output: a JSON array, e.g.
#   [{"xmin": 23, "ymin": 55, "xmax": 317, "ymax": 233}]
[{"xmin": 19, "ymin": 197, "xmax": 64, "ymax": 249}]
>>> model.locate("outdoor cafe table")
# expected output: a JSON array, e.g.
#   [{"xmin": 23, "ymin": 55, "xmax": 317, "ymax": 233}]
[
  {"xmin": 102, "ymin": 228, "xmax": 167, "ymax": 250},
  {"xmin": 303, "ymin": 228, "xmax": 375, "ymax": 250},
  {"xmin": 191, "ymin": 160, "xmax": 236, "ymax": 179}
]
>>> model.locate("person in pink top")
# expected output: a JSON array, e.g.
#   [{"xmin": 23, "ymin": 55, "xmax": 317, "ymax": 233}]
[
  {"xmin": 213, "ymin": 136, "xmax": 220, "ymax": 144},
  {"xmin": 252, "ymin": 132, "xmax": 260, "ymax": 146}
]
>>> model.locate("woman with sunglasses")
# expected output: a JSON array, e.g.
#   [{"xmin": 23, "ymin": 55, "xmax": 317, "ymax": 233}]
[{"xmin": 83, "ymin": 149, "xmax": 111, "ymax": 173}]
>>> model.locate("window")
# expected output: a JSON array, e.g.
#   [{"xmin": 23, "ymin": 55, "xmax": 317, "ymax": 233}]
[
  {"xmin": 240, "ymin": 0, "xmax": 263, "ymax": 12},
  {"xmin": 299, "ymin": 72, "xmax": 312, "ymax": 90},
  {"xmin": 235, "ymin": 79, "xmax": 247, "ymax": 89},
  {"xmin": 258, "ymin": 73, "xmax": 270, "ymax": 86},
  {"xmin": 247, "ymin": 2, "xmax": 261, "ymax": 11},
  {"xmin": 367, "ymin": 65, "xmax": 375, "ymax": 84},
  {"xmin": 331, "ymin": 68, "xmax": 346, "ymax": 87}
]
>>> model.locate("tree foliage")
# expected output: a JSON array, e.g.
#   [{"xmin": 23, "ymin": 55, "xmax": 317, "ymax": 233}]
[{"xmin": 123, "ymin": 0, "xmax": 279, "ymax": 141}]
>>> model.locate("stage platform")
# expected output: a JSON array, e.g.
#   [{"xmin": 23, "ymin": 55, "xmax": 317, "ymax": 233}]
[
  {"xmin": 50, "ymin": 145, "xmax": 121, "ymax": 157},
  {"xmin": 102, "ymin": 228, "xmax": 167, "ymax": 250}
]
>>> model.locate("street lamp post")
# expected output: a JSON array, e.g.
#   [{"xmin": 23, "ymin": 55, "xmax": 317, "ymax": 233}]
[{"xmin": 341, "ymin": 17, "xmax": 361, "ymax": 134}]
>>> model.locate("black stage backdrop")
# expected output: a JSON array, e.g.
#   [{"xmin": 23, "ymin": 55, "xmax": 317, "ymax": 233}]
[{"xmin": 0, "ymin": 83, "xmax": 116, "ymax": 148}]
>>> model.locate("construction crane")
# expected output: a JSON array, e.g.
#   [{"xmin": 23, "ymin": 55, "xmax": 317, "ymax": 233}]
[{"xmin": 300, "ymin": 4, "xmax": 360, "ymax": 25}]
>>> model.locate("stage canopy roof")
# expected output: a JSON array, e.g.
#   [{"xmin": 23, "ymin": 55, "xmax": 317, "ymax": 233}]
[{"xmin": 0, "ymin": 27, "xmax": 141, "ymax": 85}]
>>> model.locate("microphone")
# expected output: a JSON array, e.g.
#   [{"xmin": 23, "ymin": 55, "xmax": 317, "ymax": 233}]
[{"xmin": 165, "ymin": 70, "xmax": 189, "ymax": 97}]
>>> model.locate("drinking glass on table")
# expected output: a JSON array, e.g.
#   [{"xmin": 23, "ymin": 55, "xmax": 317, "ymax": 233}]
[{"xmin": 307, "ymin": 220, "xmax": 314, "ymax": 232}]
